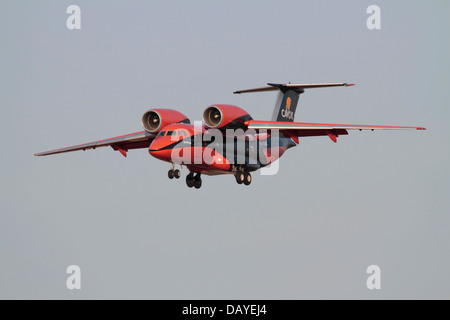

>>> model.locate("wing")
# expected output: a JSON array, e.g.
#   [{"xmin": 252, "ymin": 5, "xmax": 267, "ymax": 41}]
[
  {"xmin": 34, "ymin": 131, "xmax": 156, "ymax": 157},
  {"xmin": 246, "ymin": 120, "xmax": 426, "ymax": 143}
]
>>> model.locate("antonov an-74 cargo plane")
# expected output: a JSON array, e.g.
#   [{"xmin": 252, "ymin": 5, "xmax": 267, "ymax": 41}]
[{"xmin": 35, "ymin": 83, "xmax": 425, "ymax": 189}]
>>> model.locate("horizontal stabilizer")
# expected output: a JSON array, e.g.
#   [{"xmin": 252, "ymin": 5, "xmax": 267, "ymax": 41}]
[{"xmin": 234, "ymin": 83, "xmax": 354, "ymax": 94}]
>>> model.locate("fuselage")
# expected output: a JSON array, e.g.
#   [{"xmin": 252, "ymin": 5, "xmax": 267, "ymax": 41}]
[{"xmin": 148, "ymin": 123, "xmax": 297, "ymax": 175}]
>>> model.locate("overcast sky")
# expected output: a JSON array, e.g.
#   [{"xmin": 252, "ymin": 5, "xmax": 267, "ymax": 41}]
[{"xmin": 1, "ymin": 0, "xmax": 449, "ymax": 299}]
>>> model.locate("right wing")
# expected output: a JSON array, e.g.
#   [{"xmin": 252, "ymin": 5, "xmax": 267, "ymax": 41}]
[
  {"xmin": 246, "ymin": 120, "xmax": 426, "ymax": 142},
  {"xmin": 34, "ymin": 131, "xmax": 155, "ymax": 157}
]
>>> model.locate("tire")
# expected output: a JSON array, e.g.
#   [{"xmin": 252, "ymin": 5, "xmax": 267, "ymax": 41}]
[
  {"xmin": 168, "ymin": 170, "xmax": 174, "ymax": 179},
  {"xmin": 174, "ymin": 169, "xmax": 181, "ymax": 179},
  {"xmin": 194, "ymin": 179, "xmax": 202, "ymax": 189},
  {"xmin": 186, "ymin": 174, "xmax": 194, "ymax": 188},
  {"xmin": 243, "ymin": 172, "xmax": 252, "ymax": 186},
  {"xmin": 235, "ymin": 172, "xmax": 244, "ymax": 184}
]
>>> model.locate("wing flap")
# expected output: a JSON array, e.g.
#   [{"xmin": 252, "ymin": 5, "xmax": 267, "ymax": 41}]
[{"xmin": 34, "ymin": 131, "xmax": 155, "ymax": 156}]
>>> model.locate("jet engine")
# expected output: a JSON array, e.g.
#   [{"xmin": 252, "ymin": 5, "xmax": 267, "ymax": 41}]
[
  {"xmin": 203, "ymin": 104, "xmax": 253, "ymax": 130},
  {"xmin": 141, "ymin": 109, "xmax": 190, "ymax": 133}
]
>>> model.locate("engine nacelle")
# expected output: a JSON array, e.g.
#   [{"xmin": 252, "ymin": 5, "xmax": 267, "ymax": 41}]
[
  {"xmin": 141, "ymin": 108, "xmax": 190, "ymax": 133},
  {"xmin": 203, "ymin": 104, "xmax": 253, "ymax": 130}
]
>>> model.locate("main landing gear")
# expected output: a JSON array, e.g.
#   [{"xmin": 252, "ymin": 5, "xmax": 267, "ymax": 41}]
[
  {"xmin": 186, "ymin": 172, "xmax": 202, "ymax": 189},
  {"xmin": 235, "ymin": 172, "xmax": 252, "ymax": 186}
]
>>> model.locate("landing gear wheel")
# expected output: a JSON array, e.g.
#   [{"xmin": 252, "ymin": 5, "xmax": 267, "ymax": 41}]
[
  {"xmin": 168, "ymin": 169, "xmax": 174, "ymax": 179},
  {"xmin": 235, "ymin": 172, "xmax": 244, "ymax": 184},
  {"xmin": 174, "ymin": 169, "xmax": 181, "ymax": 179},
  {"xmin": 193, "ymin": 173, "xmax": 202, "ymax": 189},
  {"xmin": 194, "ymin": 179, "xmax": 202, "ymax": 189},
  {"xmin": 186, "ymin": 173, "xmax": 194, "ymax": 188},
  {"xmin": 243, "ymin": 172, "xmax": 252, "ymax": 186}
]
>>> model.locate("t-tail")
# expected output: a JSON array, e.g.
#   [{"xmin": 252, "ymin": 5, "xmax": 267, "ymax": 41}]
[{"xmin": 234, "ymin": 82, "xmax": 354, "ymax": 122}]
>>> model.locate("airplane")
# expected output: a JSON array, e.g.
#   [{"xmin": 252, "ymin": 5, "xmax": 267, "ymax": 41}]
[{"xmin": 35, "ymin": 83, "xmax": 426, "ymax": 189}]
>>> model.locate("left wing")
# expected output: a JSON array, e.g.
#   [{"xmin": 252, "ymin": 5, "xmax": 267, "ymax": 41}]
[
  {"xmin": 246, "ymin": 120, "xmax": 426, "ymax": 143},
  {"xmin": 34, "ymin": 131, "xmax": 155, "ymax": 157}
]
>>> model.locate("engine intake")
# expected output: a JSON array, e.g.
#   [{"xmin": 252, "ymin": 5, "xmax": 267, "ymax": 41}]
[
  {"xmin": 141, "ymin": 109, "xmax": 190, "ymax": 133},
  {"xmin": 203, "ymin": 105, "xmax": 252, "ymax": 130}
]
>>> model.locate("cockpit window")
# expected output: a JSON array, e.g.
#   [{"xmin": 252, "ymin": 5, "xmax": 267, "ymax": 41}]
[{"xmin": 157, "ymin": 130, "xmax": 187, "ymax": 138}]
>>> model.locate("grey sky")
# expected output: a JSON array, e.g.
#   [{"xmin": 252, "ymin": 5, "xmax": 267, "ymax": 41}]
[{"xmin": 1, "ymin": 1, "xmax": 449, "ymax": 299}]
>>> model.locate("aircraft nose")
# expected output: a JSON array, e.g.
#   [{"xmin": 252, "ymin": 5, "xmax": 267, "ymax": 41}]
[
  {"xmin": 148, "ymin": 147, "xmax": 158, "ymax": 157},
  {"xmin": 149, "ymin": 147, "xmax": 167, "ymax": 160},
  {"xmin": 149, "ymin": 138, "xmax": 171, "ymax": 161}
]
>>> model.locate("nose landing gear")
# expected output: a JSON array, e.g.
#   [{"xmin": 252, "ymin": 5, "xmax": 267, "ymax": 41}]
[
  {"xmin": 168, "ymin": 169, "xmax": 181, "ymax": 179},
  {"xmin": 168, "ymin": 164, "xmax": 181, "ymax": 180}
]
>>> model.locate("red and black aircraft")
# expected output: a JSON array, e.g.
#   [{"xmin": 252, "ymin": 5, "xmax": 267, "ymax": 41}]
[{"xmin": 35, "ymin": 83, "xmax": 425, "ymax": 188}]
